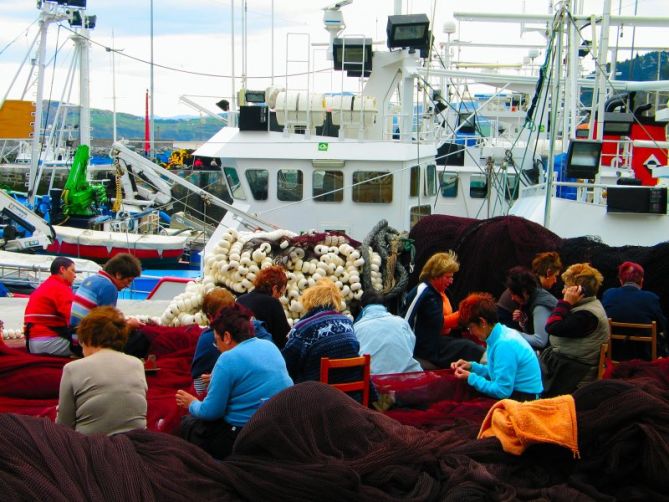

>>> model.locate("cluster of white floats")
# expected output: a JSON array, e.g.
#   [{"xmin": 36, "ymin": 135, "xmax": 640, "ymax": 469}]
[{"xmin": 160, "ymin": 228, "xmax": 384, "ymax": 327}]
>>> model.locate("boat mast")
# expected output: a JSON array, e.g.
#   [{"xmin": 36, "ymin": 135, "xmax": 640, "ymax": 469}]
[{"xmin": 28, "ymin": 3, "xmax": 67, "ymax": 206}]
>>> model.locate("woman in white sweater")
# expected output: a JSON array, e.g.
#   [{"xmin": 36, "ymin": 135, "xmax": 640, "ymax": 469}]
[{"xmin": 56, "ymin": 306, "xmax": 147, "ymax": 435}]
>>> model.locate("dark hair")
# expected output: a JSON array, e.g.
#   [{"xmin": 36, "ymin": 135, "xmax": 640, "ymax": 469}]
[
  {"xmin": 458, "ymin": 292, "xmax": 498, "ymax": 326},
  {"xmin": 211, "ymin": 303, "xmax": 255, "ymax": 343},
  {"xmin": 202, "ymin": 288, "xmax": 235, "ymax": 318},
  {"xmin": 618, "ymin": 261, "xmax": 644, "ymax": 285},
  {"xmin": 50, "ymin": 257, "xmax": 75, "ymax": 275},
  {"xmin": 360, "ymin": 290, "xmax": 385, "ymax": 308},
  {"xmin": 253, "ymin": 265, "xmax": 288, "ymax": 295},
  {"xmin": 531, "ymin": 252, "xmax": 562, "ymax": 278},
  {"xmin": 103, "ymin": 253, "xmax": 142, "ymax": 279},
  {"xmin": 77, "ymin": 306, "xmax": 130, "ymax": 351},
  {"xmin": 506, "ymin": 266, "xmax": 539, "ymax": 297}
]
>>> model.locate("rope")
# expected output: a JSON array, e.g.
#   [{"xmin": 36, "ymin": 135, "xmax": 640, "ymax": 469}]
[{"xmin": 359, "ymin": 220, "xmax": 410, "ymax": 300}]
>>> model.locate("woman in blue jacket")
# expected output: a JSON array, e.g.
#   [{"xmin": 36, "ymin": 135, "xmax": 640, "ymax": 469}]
[{"xmin": 176, "ymin": 303, "xmax": 292, "ymax": 459}]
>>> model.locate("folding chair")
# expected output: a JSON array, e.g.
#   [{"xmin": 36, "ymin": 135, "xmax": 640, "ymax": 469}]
[
  {"xmin": 607, "ymin": 319, "xmax": 657, "ymax": 364},
  {"xmin": 320, "ymin": 354, "xmax": 371, "ymax": 406}
]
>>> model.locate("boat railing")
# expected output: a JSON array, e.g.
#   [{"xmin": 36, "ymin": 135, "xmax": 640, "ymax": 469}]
[{"xmin": 0, "ymin": 262, "xmax": 99, "ymax": 290}]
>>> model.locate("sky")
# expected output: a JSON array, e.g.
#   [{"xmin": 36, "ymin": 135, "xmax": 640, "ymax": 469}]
[{"xmin": 0, "ymin": 0, "xmax": 667, "ymax": 118}]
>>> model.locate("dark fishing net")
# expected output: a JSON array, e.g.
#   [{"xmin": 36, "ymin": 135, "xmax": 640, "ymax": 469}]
[
  {"xmin": 407, "ymin": 215, "xmax": 669, "ymax": 316},
  {"xmin": 408, "ymin": 215, "xmax": 561, "ymax": 304}
]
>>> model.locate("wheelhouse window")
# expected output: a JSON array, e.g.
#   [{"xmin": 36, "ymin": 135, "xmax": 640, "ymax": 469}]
[
  {"xmin": 440, "ymin": 172, "xmax": 458, "ymax": 198},
  {"xmin": 277, "ymin": 169, "xmax": 303, "ymax": 201},
  {"xmin": 245, "ymin": 169, "xmax": 269, "ymax": 201},
  {"xmin": 313, "ymin": 170, "xmax": 344, "ymax": 202},
  {"xmin": 223, "ymin": 167, "xmax": 246, "ymax": 200},
  {"xmin": 410, "ymin": 205, "xmax": 431, "ymax": 228},
  {"xmin": 470, "ymin": 174, "xmax": 488, "ymax": 199},
  {"xmin": 424, "ymin": 164, "xmax": 437, "ymax": 196},
  {"xmin": 409, "ymin": 165, "xmax": 420, "ymax": 197},
  {"xmin": 352, "ymin": 171, "xmax": 392, "ymax": 203}
]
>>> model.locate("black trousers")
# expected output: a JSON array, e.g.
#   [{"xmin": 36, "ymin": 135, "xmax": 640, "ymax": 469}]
[{"xmin": 178, "ymin": 415, "xmax": 242, "ymax": 460}]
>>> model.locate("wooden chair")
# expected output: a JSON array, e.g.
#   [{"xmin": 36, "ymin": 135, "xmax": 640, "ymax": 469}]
[
  {"xmin": 607, "ymin": 319, "xmax": 657, "ymax": 364},
  {"xmin": 597, "ymin": 342, "xmax": 609, "ymax": 380},
  {"xmin": 320, "ymin": 354, "xmax": 371, "ymax": 407}
]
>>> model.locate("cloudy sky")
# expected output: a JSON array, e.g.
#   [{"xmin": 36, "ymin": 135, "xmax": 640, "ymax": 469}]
[{"xmin": 0, "ymin": 0, "xmax": 666, "ymax": 118}]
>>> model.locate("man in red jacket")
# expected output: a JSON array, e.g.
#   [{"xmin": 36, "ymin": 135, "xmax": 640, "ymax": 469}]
[{"xmin": 24, "ymin": 257, "xmax": 77, "ymax": 356}]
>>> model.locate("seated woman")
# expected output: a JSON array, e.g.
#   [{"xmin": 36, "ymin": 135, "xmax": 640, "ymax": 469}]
[
  {"xmin": 497, "ymin": 251, "xmax": 562, "ymax": 329},
  {"xmin": 542, "ymin": 263, "xmax": 610, "ymax": 396},
  {"xmin": 176, "ymin": 304, "xmax": 292, "ymax": 460},
  {"xmin": 451, "ymin": 293, "xmax": 543, "ymax": 400},
  {"xmin": 505, "ymin": 266, "xmax": 558, "ymax": 350},
  {"xmin": 282, "ymin": 279, "xmax": 361, "ymax": 383},
  {"xmin": 56, "ymin": 306, "xmax": 147, "ymax": 435},
  {"xmin": 403, "ymin": 251, "xmax": 484, "ymax": 369},
  {"xmin": 191, "ymin": 288, "xmax": 272, "ymax": 394},
  {"xmin": 237, "ymin": 265, "xmax": 291, "ymax": 349}
]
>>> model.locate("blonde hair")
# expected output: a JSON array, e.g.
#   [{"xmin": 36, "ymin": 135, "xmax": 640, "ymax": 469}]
[
  {"xmin": 300, "ymin": 278, "xmax": 343, "ymax": 312},
  {"xmin": 419, "ymin": 251, "xmax": 460, "ymax": 282},
  {"xmin": 202, "ymin": 288, "xmax": 235, "ymax": 318},
  {"xmin": 561, "ymin": 263, "xmax": 604, "ymax": 296}
]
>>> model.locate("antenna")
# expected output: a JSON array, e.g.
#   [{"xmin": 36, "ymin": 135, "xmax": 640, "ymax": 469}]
[{"xmin": 323, "ymin": 0, "xmax": 353, "ymax": 61}]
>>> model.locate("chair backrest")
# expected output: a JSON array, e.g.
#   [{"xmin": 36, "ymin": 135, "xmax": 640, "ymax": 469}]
[
  {"xmin": 320, "ymin": 354, "xmax": 371, "ymax": 407},
  {"xmin": 607, "ymin": 319, "xmax": 657, "ymax": 364},
  {"xmin": 597, "ymin": 342, "xmax": 609, "ymax": 380}
]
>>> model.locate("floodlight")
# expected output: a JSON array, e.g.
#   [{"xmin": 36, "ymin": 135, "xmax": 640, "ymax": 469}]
[
  {"xmin": 603, "ymin": 112, "xmax": 634, "ymax": 136},
  {"xmin": 565, "ymin": 140, "xmax": 602, "ymax": 179},
  {"xmin": 386, "ymin": 14, "xmax": 430, "ymax": 49},
  {"xmin": 245, "ymin": 90, "xmax": 266, "ymax": 104},
  {"xmin": 68, "ymin": 10, "xmax": 83, "ymax": 27},
  {"xmin": 333, "ymin": 38, "xmax": 372, "ymax": 76},
  {"xmin": 84, "ymin": 15, "xmax": 96, "ymax": 29}
]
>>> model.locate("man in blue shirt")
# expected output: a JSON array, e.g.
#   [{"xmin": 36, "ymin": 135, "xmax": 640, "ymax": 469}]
[
  {"xmin": 602, "ymin": 261, "xmax": 667, "ymax": 358},
  {"xmin": 451, "ymin": 292, "xmax": 543, "ymax": 401}
]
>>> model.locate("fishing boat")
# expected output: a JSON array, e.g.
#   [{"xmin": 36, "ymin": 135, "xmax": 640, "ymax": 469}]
[
  {"xmin": 0, "ymin": 1, "xmax": 204, "ymax": 266},
  {"xmin": 183, "ymin": 1, "xmax": 669, "ymax": 252}
]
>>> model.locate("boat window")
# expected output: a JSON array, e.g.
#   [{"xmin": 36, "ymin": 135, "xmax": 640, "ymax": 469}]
[
  {"xmin": 424, "ymin": 164, "xmax": 437, "ymax": 196},
  {"xmin": 410, "ymin": 205, "xmax": 431, "ymax": 228},
  {"xmin": 504, "ymin": 173, "xmax": 520, "ymax": 201},
  {"xmin": 313, "ymin": 170, "xmax": 344, "ymax": 202},
  {"xmin": 470, "ymin": 174, "xmax": 488, "ymax": 199},
  {"xmin": 458, "ymin": 112, "xmax": 477, "ymax": 134},
  {"xmin": 440, "ymin": 172, "xmax": 458, "ymax": 198},
  {"xmin": 409, "ymin": 165, "xmax": 420, "ymax": 197},
  {"xmin": 245, "ymin": 169, "xmax": 269, "ymax": 201},
  {"xmin": 352, "ymin": 171, "xmax": 393, "ymax": 203},
  {"xmin": 277, "ymin": 169, "xmax": 303, "ymax": 201},
  {"xmin": 223, "ymin": 167, "xmax": 246, "ymax": 200}
]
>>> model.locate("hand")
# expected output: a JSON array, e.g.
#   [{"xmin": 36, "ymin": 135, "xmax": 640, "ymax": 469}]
[
  {"xmin": 563, "ymin": 285, "xmax": 584, "ymax": 305},
  {"xmin": 512, "ymin": 309, "xmax": 523, "ymax": 322},
  {"xmin": 200, "ymin": 373, "xmax": 211, "ymax": 386},
  {"xmin": 126, "ymin": 317, "xmax": 146, "ymax": 329},
  {"xmin": 450, "ymin": 359, "xmax": 471, "ymax": 371},
  {"xmin": 175, "ymin": 390, "xmax": 197, "ymax": 409},
  {"xmin": 453, "ymin": 367, "xmax": 470, "ymax": 380}
]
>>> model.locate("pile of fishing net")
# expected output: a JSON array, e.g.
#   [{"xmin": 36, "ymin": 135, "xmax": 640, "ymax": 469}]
[
  {"xmin": 1, "ymin": 362, "xmax": 669, "ymax": 501},
  {"xmin": 161, "ymin": 221, "xmax": 411, "ymax": 326},
  {"xmin": 0, "ymin": 325, "xmax": 201, "ymax": 434}
]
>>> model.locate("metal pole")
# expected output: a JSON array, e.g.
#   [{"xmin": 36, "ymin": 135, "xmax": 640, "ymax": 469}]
[
  {"xmin": 230, "ymin": 0, "xmax": 236, "ymax": 127},
  {"xmin": 271, "ymin": 0, "xmax": 272, "ymax": 86},
  {"xmin": 111, "ymin": 31, "xmax": 118, "ymax": 143},
  {"xmin": 544, "ymin": 11, "xmax": 563, "ymax": 228},
  {"xmin": 149, "ymin": 0, "xmax": 155, "ymax": 156}
]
